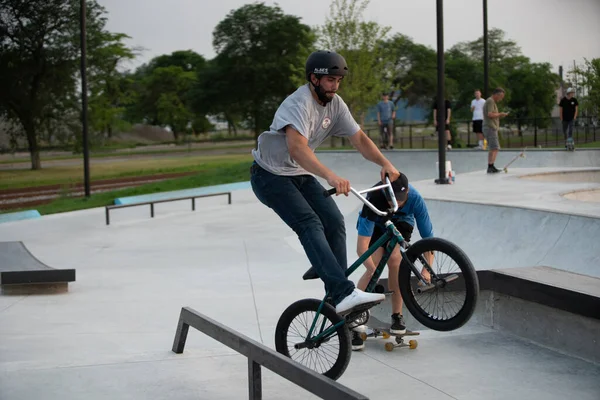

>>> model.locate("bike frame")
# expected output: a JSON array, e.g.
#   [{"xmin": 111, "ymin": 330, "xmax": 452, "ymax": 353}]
[{"xmin": 305, "ymin": 180, "xmax": 433, "ymax": 343}]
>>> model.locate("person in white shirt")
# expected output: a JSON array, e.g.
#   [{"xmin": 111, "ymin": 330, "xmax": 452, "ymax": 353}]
[{"xmin": 470, "ymin": 89, "xmax": 486, "ymax": 149}]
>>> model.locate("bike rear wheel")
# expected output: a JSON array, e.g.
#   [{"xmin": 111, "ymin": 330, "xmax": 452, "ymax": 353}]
[
  {"xmin": 399, "ymin": 237, "xmax": 479, "ymax": 331},
  {"xmin": 274, "ymin": 298, "xmax": 351, "ymax": 380}
]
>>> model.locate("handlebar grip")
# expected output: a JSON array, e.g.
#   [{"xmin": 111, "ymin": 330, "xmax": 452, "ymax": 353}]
[{"xmin": 323, "ymin": 188, "xmax": 337, "ymax": 197}]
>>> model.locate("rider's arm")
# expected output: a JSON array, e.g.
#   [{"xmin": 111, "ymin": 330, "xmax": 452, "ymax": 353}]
[
  {"xmin": 413, "ymin": 195, "xmax": 434, "ymax": 239},
  {"xmin": 559, "ymin": 106, "xmax": 563, "ymax": 121},
  {"xmin": 286, "ymin": 127, "xmax": 332, "ymax": 179}
]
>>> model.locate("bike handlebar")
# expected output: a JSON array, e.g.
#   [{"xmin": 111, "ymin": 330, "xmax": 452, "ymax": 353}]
[{"xmin": 323, "ymin": 177, "xmax": 398, "ymax": 217}]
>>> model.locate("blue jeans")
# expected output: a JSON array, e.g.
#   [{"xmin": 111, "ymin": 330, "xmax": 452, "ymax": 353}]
[
  {"xmin": 250, "ymin": 162, "xmax": 355, "ymax": 305},
  {"xmin": 562, "ymin": 120, "xmax": 574, "ymax": 140}
]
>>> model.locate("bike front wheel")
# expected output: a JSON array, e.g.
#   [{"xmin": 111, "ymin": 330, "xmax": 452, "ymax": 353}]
[
  {"xmin": 399, "ymin": 237, "xmax": 479, "ymax": 331},
  {"xmin": 274, "ymin": 298, "xmax": 351, "ymax": 380}
]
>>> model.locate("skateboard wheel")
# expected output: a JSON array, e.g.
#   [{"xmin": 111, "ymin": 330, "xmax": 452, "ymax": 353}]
[
  {"xmin": 360, "ymin": 332, "xmax": 367, "ymax": 341},
  {"xmin": 382, "ymin": 332, "xmax": 390, "ymax": 339},
  {"xmin": 385, "ymin": 342, "xmax": 395, "ymax": 352},
  {"xmin": 409, "ymin": 340, "xmax": 418, "ymax": 349}
]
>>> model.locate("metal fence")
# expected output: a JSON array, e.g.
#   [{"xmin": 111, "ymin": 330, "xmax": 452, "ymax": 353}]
[{"xmin": 362, "ymin": 116, "xmax": 599, "ymax": 149}]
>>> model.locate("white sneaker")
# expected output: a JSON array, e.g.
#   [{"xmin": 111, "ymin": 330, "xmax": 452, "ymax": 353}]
[
  {"xmin": 335, "ymin": 289, "xmax": 385, "ymax": 315},
  {"xmin": 447, "ymin": 144, "xmax": 452, "ymax": 150}
]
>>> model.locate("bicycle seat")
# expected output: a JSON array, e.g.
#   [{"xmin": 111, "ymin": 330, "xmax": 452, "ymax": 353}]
[{"xmin": 302, "ymin": 266, "xmax": 319, "ymax": 280}]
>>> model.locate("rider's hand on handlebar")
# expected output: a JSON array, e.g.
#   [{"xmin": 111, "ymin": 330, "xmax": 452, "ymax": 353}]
[
  {"xmin": 326, "ymin": 175, "xmax": 351, "ymax": 196},
  {"xmin": 381, "ymin": 163, "xmax": 400, "ymax": 183}
]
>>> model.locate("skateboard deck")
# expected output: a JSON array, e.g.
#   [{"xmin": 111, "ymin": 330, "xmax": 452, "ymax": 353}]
[
  {"xmin": 360, "ymin": 314, "xmax": 420, "ymax": 352},
  {"xmin": 503, "ymin": 147, "xmax": 527, "ymax": 173}
]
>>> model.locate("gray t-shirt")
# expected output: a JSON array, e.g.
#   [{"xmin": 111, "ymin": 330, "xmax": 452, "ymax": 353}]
[{"xmin": 252, "ymin": 84, "xmax": 360, "ymax": 176}]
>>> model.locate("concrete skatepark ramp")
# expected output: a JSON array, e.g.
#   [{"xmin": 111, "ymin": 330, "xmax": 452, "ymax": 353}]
[{"xmin": 0, "ymin": 149, "xmax": 599, "ymax": 399}]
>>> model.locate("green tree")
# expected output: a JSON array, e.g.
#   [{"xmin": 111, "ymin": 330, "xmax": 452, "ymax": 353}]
[
  {"xmin": 147, "ymin": 50, "xmax": 205, "ymax": 72},
  {"xmin": 127, "ymin": 50, "xmax": 205, "ymax": 139},
  {"xmin": 569, "ymin": 58, "xmax": 600, "ymax": 117},
  {"xmin": 86, "ymin": 30, "xmax": 136, "ymax": 141},
  {"xmin": 190, "ymin": 57, "xmax": 244, "ymax": 136},
  {"xmin": 142, "ymin": 65, "xmax": 197, "ymax": 139},
  {"xmin": 0, "ymin": 0, "xmax": 134, "ymax": 168},
  {"xmin": 382, "ymin": 34, "xmax": 438, "ymax": 108},
  {"xmin": 318, "ymin": 0, "xmax": 390, "ymax": 124},
  {"xmin": 0, "ymin": 0, "xmax": 81, "ymax": 169},
  {"xmin": 451, "ymin": 28, "xmax": 522, "ymax": 66},
  {"xmin": 449, "ymin": 30, "xmax": 559, "ymax": 121},
  {"xmin": 208, "ymin": 2, "xmax": 314, "ymax": 138}
]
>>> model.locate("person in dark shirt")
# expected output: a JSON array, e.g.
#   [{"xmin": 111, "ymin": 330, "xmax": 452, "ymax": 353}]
[
  {"xmin": 559, "ymin": 87, "xmax": 579, "ymax": 146},
  {"xmin": 433, "ymin": 99, "xmax": 452, "ymax": 150}
]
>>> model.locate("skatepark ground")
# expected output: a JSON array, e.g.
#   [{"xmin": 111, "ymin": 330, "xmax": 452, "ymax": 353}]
[{"xmin": 1, "ymin": 149, "xmax": 599, "ymax": 399}]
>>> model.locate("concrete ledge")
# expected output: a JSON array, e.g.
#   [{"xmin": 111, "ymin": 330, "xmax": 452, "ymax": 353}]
[
  {"xmin": 482, "ymin": 290, "xmax": 600, "ymax": 364},
  {"xmin": 478, "ymin": 267, "xmax": 600, "ymax": 320},
  {"xmin": 113, "ymin": 182, "xmax": 250, "ymax": 205},
  {"xmin": 0, "ymin": 210, "xmax": 41, "ymax": 224},
  {"xmin": 379, "ymin": 266, "xmax": 600, "ymax": 364}
]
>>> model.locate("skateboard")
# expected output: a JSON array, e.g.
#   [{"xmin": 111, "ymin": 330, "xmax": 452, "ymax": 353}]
[
  {"xmin": 503, "ymin": 147, "xmax": 527, "ymax": 173},
  {"xmin": 566, "ymin": 138, "xmax": 575, "ymax": 151},
  {"xmin": 359, "ymin": 315, "xmax": 420, "ymax": 352}
]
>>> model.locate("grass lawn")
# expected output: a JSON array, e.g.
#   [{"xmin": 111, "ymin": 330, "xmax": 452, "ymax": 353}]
[
  {"xmin": 0, "ymin": 142, "xmax": 255, "ymax": 165},
  {"xmin": 0, "ymin": 154, "xmax": 253, "ymax": 190},
  {"xmin": 1, "ymin": 154, "xmax": 254, "ymax": 215}
]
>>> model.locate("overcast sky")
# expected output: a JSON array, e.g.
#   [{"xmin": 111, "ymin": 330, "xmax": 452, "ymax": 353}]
[{"xmin": 99, "ymin": 0, "xmax": 600, "ymax": 75}]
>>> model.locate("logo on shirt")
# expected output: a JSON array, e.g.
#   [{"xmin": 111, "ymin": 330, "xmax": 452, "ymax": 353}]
[{"xmin": 322, "ymin": 117, "xmax": 331, "ymax": 129}]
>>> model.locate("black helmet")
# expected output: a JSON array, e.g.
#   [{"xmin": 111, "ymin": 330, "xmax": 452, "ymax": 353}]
[{"xmin": 305, "ymin": 50, "xmax": 349, "ymax": 81}]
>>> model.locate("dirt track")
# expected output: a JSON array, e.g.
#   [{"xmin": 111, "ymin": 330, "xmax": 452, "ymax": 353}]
[{"xmin": 0, "ymin": 172, "xmax": 195, "ymax": 211}]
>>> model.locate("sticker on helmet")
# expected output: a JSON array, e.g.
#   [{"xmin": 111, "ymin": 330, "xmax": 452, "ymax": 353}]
[
  {"xmin": 322, "ymin": 117, "xmax": 331, "ymax": 129},
  {"xmin": 314, "ymin": 68, "xmax": 328, "ymax": 74}
]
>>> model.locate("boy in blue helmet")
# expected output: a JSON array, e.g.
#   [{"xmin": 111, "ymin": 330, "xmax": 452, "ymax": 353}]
[{"xmin": 352, "ymin": 173, "xmax": 434, "ymax": 350}]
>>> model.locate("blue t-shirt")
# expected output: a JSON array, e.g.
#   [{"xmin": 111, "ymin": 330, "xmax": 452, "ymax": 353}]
[
  {"xmin": 356, "ymin": 184, "xmax": 434, "ymax": 239},
  {"xmin": 377, "ymin": 101, "xmax": 396, "ymax": 123}
]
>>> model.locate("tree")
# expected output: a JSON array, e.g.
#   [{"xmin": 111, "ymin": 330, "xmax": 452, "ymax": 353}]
[
  {"xmin": 0, "ymin": 0, "xmax": 81, "ymax": 169},
  {"xmin": 127, "ymin": 51, "xmax": 205, "ymax": 139},
  {"xmin": 318, "ymin": 0, "xmax": 390, "ymax": 124},
  {"xmin": 0, "ymin": 0, "xmax": 135, "ymax": 169},
  {"xmin": 451, "ymin": 28, "xmax": 522, "ymax": 66},
  {"xmin": 190, "ymin": 57, "xmax": 245, "ymax": 136},
  {"xmin": 86, "ymin": 30, "xmax": 137, "ymax": 140},
  {"xmin": 449, "ymin": 29, "xmax": 559, "ymax": 121},
  {"xmin": 147, "ymin": 50, "xmax": 205, "ymax": 72},
  {"xmin": 569, "ymin": 58, "xmax": 600, "ymax": 117},
  {"xmin": 140, "ymin": 65, "xmax": 197, "ymax": 139},
  {"xmin": 209, "ymin": 2, "xmax": 314, "ymax": 138},
  {"xmin": 382, "ymin": 34, "xmax": 438, "ymax": 107}
]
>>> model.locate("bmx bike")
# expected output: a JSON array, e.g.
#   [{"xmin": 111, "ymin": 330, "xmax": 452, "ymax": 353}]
[{"xmin": 274, "ymin": 178, "xmax": 480, "ymax": 380}]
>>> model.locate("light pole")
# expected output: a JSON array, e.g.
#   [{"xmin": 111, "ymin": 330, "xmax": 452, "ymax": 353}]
[
  {"xmin": 483, "ymin": 0, "xmax": 489, "ymax": 98},
  {"xmin": 80, "ymin": 0, "xmax": 91, "ymax": 197},
  {"xmin": 435, "ymin": 0, "xmax": 449, "ymax": 184}
]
